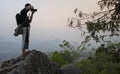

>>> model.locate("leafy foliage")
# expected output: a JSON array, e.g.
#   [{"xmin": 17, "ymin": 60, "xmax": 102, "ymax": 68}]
[
  {"xmin": 49, "ymin": 40, "xmax": 88, "ymax": 66},
  {"xmin": 68, "ymin": 0, "xmax": 120, "ymax": 42},
  {"xmin": 76, "ymin": 42, "xmax": 120, "ymax": 74},
  {"xmin": 67, "ymin": 1, "xmax": 120, "ymax": 73},
  {"xmin": 49, "ymin": 41, "xmax": 120, "ymax": 73},
  {"xmin": 59, "ymin": 40, "xmax": 90, "ymax": 62},
  {"xmin": 59, "ymin": 40, "xmax": 81, "ymax": 63},
  {"xmin": 49, "ymin": 51, "xmax": 68, "ymax": 66}
]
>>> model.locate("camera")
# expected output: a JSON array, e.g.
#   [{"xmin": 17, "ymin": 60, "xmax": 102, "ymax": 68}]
[
  {"xmin": 31, "ymin": 6, "xmax": 37, "ymax": 12},
  {"xmin": 31, "ymin": 8, "xmax": 37, "ymax": 12}
]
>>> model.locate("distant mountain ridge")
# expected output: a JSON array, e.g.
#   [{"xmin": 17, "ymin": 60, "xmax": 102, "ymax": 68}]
[
  {"xmin": 0, "ymin": 39, "xmax": 63, "ymax": 53},
  {"xmin": 0, "ymin": 39, "xmax": 63, "ymax": 61}
]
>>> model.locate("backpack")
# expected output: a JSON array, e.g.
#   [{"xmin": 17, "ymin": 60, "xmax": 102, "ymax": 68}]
[
  {"xmin": 14, "ymin": 13, "xmax": 23, "ymax": 36},
  {"xmin": 16, "ymin": 13, "xmax": 22, "ymax": 25}
]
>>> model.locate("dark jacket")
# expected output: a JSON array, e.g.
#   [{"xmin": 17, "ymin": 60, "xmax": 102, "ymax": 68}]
[{"xmin": 20, "ymin": 8, "xmax": 30, "ymax": 27}]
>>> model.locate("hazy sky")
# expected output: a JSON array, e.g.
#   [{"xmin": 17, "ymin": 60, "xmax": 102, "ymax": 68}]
[{"xmin": 0, "ymin": 0, "xmax": 99, "ymax": 45}]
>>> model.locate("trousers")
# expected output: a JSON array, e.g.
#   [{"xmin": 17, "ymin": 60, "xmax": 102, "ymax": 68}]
[{"xmin": 22, "ymin": 27, "xmax": 30, "ymax": 49}]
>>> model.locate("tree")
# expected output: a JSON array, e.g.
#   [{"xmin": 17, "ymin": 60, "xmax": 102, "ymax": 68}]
[
  {"xmin": 68, "ymin": 0, "xmax": 120, "ymax": 40},
  {"xmin": 68, "ymin": 0, "xmax": 120, "ymax": 55}
]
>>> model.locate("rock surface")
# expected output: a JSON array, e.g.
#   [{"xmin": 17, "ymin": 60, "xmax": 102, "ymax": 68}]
[
  {"xmin": 0, "ymin": 50, "xmax": 59, "ymax": 74},
  {"xmin": 0, "ymin": 50, "xmax": 82, "ymax": 74}
]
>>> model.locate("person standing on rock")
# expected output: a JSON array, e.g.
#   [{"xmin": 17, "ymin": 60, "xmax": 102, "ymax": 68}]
[{"xmin": 20, "ymin": 3, "xmax": 37, "ymax": 56}]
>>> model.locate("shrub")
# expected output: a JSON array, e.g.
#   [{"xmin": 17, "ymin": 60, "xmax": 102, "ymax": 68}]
[
  {"xmin": 76, "ymin": 42, "xmax": 120, "ymax": 74},
  {"xmin": 49, "ymin": 51, "xmax": 68, "ymax": 66}
]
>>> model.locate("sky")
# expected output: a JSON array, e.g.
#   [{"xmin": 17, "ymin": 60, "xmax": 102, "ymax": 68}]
[{"xmin": 0, "ymin": 0, "xmax": 100, "ymax": 54}]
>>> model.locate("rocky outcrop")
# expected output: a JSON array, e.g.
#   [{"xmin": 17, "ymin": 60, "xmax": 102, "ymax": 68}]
[
  {"xmin": 0, "ymin": 50, "xmax": 82, "ymax": 74},
  {"xmin": 0, "ymin": 50, "xmax": 60, "ymax": 74}
]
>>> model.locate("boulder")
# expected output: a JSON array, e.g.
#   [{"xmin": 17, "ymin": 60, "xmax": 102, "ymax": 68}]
[{"xmin": 0, "ymin": 50, "xmax": 59, "ymax": 74}]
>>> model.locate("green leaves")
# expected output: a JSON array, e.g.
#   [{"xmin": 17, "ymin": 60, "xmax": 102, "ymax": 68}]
[
  {"xmin": 76, "ymin": 42, "xmax": 120, "ymax": 74},
  {"xmin": 49, "ymin": 51, "xmax": 67, "ymax": 66},
  {"xmin": 59, "ymin": 40, "xmax": 87, "ymax": 63},
  {"xmin": 68, "ymin": 0, "xmax": 120, "ymax": 42}
]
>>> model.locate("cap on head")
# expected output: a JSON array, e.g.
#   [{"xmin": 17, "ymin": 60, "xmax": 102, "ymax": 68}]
[{"xmin": 25, "ymin": 3, "xmax": 31, "ymax": 7}]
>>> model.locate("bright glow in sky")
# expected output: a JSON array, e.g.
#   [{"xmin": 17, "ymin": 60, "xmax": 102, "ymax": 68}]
[{"xmin": 0, "ymin": 0, "xmax": 99, "ymax": 43}]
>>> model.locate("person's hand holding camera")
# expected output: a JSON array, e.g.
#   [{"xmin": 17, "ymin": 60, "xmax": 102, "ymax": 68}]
[
  {"xmin": 29, "ymin": 5, "xmax": 37, "ymax": 23},
  {"xmin": 30, "ymin": 6, "xmax": 37, "ymax": 14}
]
